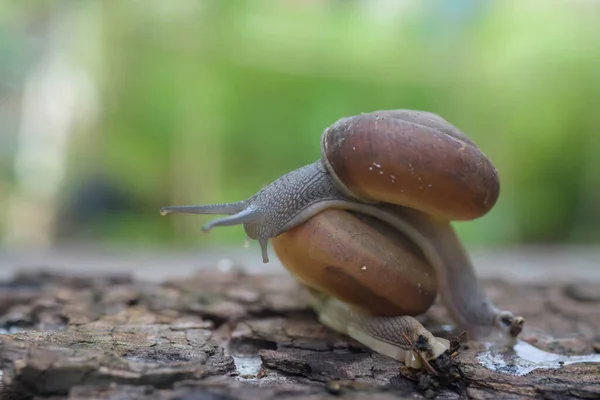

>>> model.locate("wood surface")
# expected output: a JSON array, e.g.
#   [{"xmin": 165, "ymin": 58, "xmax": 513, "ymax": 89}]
[{"xmin": 0, "ymin": 267, "xmax": 598, "ymax": 399}]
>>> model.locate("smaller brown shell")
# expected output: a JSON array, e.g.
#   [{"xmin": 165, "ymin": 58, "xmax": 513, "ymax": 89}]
[
  {"xmin": 271, "ymin": 208, "xmax": 437, "ymax": 317},
  {"xmin": 321, "ymin": 110, "xmax": 500, "ymax": 221}
]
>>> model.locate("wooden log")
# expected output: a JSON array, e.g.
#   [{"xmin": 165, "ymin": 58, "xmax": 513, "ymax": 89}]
[{"xmin": 0, "ymin": 268, "xmax": 598, "ymax": 399}]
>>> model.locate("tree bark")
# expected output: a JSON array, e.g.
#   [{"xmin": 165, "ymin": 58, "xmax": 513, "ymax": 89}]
[{"xmin": 0, "ymin": 267, "xmax": 598, "ymax": 399}]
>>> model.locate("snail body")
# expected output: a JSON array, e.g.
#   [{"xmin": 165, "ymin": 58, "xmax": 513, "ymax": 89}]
[{"xmin": 161, "ymin": 110, "xmax": 524, "ymax": 367}]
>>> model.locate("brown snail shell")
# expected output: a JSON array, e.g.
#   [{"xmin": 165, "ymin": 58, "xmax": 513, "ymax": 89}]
[
  {"xmin": 321, "ymin": 110, "xmax": 500, "ymax": 221},
  {"xmin": 271, "ymin": 208, "xmax": 437, "ymax": 317}
]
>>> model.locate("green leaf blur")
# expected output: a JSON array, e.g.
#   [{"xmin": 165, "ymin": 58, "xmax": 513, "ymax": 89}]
[{"xmin": 2, "ymin": 1, "xmax": 599, "ymax": 250}]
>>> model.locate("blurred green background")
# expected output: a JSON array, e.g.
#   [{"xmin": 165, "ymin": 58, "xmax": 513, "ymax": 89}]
[{"xmin": 1, "ymin": 0, "xmax": 599, "ymax": 253}]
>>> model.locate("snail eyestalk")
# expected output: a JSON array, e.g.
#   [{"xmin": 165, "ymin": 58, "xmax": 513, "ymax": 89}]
[
  {"xmin": 160, "ymin": 202, "xmax": 246, "ymax": 216},
  {"xmin": 200, "ymin": 207, "xmax": 262, "ymax": 232}
]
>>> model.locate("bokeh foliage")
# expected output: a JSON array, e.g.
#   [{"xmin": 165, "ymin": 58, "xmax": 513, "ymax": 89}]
[{"xmin": 2, "ymin": 0, "xmax": 600, "ymax": 249}]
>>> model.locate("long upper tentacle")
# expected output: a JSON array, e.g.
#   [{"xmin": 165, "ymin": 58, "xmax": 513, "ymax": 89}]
[{"xmin": 160, "ymin": 201, "xmax": 246, "ymax": 216}]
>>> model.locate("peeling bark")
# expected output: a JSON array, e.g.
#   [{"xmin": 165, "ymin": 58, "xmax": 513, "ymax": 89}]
[{"xmin": 0, "ymin": 269, "xmax": 598, "ymax": 399}]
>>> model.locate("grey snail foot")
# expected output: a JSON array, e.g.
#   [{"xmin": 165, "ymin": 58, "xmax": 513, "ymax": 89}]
[{"xmin": 305, "ymin": 287, "xmax": 450, "ymax": 369}]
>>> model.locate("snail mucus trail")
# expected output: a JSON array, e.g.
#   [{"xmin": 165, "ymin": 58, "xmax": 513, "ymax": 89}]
[{"xmin": 160, "ymin": 109, "xmax": 525, "ymax": 368}]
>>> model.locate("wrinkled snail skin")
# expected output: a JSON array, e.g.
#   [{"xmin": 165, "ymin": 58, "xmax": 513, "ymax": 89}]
[{"xmin": 160, "ymin": 109, "xmax": 525, "ymax": 366}]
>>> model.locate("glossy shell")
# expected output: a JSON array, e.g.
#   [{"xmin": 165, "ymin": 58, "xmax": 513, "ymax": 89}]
[
  {"xmin": 321, "ymin": 110, "xmax": 500, "ymax": 221},
  {"xmin": 271, "ymin": 208, "xmax": 437, "ymax": 317}
]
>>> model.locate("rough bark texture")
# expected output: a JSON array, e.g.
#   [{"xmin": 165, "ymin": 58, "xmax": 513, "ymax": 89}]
[{"xmin": 0, "ymin": 267, "xmax": 598, "ymax": 399}]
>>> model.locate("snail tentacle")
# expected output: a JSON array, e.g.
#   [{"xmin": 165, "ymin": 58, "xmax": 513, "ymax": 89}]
[
  {"xmin": 160, "ymin": 202, "xmax": 246, "ymax": 216},
  {"xmin": 201, "ymin": 207, "xmax": 262, "ymax": 232}
]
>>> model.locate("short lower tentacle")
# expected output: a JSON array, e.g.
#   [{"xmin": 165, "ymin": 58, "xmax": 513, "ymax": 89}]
[{"xmin": 258, "ymin": 238, "xmax": 269, "ymax": 263}]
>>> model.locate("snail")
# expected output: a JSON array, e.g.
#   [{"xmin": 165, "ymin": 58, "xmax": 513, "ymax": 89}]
[{"xmin": 161, "ymin": 110, "xmax": 525, "ymax": 368}]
